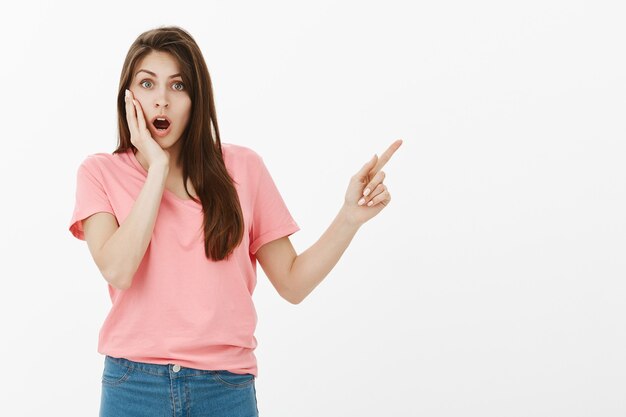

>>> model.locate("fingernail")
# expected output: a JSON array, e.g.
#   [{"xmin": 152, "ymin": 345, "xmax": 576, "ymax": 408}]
[
  {"xmin": 125, "ymin": 89, "xmax": 130, "ymax": 99},
  {"xmin": 358, "ymin": 197, "xmax": 365, "ymax": 206},
  {"xmin": 363, "ymin": 188, "xmax": 371, "ymax": 197}
]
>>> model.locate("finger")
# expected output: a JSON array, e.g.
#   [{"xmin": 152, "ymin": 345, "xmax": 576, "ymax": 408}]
[
  {"xmin": 362, "ymin": 170, "xmax": 386, "ymax": 197},
  {"xmin": 125, "ymin": 90, "xmax": 139, "ymax": 136},
  {"xmin": 366, "ymin": 188, "xmax": 391, "ymax": 207},
  {"xmin": 358, "ymin": 183, "xmax": 385, "ymax": 206},
  {"xmin": 370, "ymin": 139, "xmax": 403, "ymax": 175},
  {"xmin": 355, "ymin": 154, "xmax": 379, "ymax": 180},
  {"xmin": 133, "ymin": 99, "xmax": 149, "ymax": 133}
]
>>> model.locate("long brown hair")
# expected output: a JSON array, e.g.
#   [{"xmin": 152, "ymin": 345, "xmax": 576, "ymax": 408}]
[{"xmin": 113, "ymin": 26, "xmax": 244, "ymax": 261}]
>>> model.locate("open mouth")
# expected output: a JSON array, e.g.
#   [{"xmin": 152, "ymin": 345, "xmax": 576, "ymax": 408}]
[{"xmin": 153, "ymin": 118, "xmax": 171, "ymax": 131}]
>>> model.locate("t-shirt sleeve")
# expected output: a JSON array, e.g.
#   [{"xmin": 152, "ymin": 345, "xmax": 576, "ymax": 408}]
[
  {"xmin": 249, "ymin": 154, "xmax": 300, "ymax": 255},
  {"xmin": 69, "ymin": 158, "xmax": 116, "ymax": 241}
]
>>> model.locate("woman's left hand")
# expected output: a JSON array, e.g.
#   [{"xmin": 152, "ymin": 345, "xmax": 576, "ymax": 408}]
[{"xmin": 342, "ymin": 139, "xmax": 403, "ymax": 227}]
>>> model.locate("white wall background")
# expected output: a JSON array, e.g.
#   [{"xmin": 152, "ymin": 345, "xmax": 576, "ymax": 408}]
[{"xmin": 1, "ymin": 0, "xmax": 624, "ymax": 415}]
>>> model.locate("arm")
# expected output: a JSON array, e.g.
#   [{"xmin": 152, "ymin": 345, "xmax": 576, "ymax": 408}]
[
  {"xmin": 83, "ymin": 164, "xmax": 169, "ymax": 290},
  {"xmin": 256, "ymin": 139, "xmax": 402, "ymax": 304},
  {"xmin": 256, "ymin": 207, "xmax": 360, "ymax": 304}
]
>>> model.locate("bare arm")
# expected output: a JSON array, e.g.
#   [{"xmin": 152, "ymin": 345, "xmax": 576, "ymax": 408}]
[
  {"xmin": 256, "ymin": 140, "xmax": 402, "ymax": 304},
  {"xmin": 83, "ymin": 164, "xmax": 168, "ymax": 290},
  {"xmin": 83, "ymin": 90, "xmax": 173, "ymax": 290},
  {"xmin": 256, "ymin": 208, "xmax": 359, "ymax": 304}
]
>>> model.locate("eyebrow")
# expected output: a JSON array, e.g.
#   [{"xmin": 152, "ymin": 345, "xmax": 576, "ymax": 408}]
[{"xmin": 135, "ymin": 69, "xmax": 182, "ymax": 79}]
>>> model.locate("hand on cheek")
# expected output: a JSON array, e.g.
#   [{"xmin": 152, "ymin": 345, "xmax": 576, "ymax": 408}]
[{"xmin": 130, "ymin": 92, "xmax": 146, "ymax": 118}]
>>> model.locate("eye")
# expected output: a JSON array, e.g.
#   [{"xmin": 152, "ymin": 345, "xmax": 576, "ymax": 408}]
[{"xmin": 138, "ymin": 79, "xmax": 185, "ymax": 91}]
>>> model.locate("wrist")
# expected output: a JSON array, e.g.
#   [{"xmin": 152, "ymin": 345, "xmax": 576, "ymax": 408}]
[
  {"xmin": 339, "ymin": 204, "xmax": 364, "ymax": 230},
  {"xmin": 148, "ymin": 163, "xmax": 169, "ymax": 176}
]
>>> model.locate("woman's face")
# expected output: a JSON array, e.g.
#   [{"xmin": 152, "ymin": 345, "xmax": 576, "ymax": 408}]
[{"xmin": 129, "ymin": 51, "xmax": 192, "ymax": 151}]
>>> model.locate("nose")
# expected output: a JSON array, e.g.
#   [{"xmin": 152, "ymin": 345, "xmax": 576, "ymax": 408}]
[{"xmin": 155, "ymin": 88, "xmax": 170, "ymax": 109}]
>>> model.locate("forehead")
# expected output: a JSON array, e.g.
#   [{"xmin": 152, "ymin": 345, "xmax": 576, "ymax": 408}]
[{"xmin": 134, "ymin": 51, "xmax": 181, "ymax": 76}]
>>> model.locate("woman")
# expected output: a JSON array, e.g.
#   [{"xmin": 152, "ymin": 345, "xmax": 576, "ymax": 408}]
[{"xmin": 69, "ymin": 25, "xmax": 401, "ymax": 417}]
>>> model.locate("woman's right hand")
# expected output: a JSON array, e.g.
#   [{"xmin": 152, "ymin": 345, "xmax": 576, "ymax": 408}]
[{"xmin": 124, "ymin": 89, "xmax": 170, "ymax": 171}]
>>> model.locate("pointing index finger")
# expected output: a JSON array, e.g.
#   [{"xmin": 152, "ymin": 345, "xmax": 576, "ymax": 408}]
[{"xmin": 371, "ymin": 139, "xmax": 403, "ymax": 174}]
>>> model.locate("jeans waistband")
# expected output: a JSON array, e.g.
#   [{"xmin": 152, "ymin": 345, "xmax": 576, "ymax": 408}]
[{"xmin": 105, "ymin": 355, "xmax": 220, "ymax": 378}]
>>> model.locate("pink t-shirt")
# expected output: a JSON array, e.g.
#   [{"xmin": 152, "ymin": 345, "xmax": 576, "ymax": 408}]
[{"xmin": 69, "ymin": 144, "xmax": 300, "ymax": 377}]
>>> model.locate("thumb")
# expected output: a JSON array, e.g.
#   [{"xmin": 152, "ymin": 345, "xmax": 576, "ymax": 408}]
[{"xmin": 356, "ymin": 154, "xmax": 378, "ymax": 180}]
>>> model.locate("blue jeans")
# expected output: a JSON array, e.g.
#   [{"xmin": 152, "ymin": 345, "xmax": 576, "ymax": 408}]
[{"xmin": 99, "ymin": 355, "xmax": 259, "ymax": 417}]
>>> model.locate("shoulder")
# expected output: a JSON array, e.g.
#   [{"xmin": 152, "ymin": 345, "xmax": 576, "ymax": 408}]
[
  {"xmin": 222, "ymin": 142, "xmax": 261, "ymax": 158},
  {"xmin": 76, "ymin": 151, "xmax": 121, "ymax": 177},
  {"xmin": 221, "ymin": 142, "xmax": 264, "ymax": 167}
]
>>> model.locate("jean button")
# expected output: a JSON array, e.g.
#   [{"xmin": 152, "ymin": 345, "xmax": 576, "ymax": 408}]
[{"xmin": 173, "ymin": 364, "xmax": 181, "ymax": 372}]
